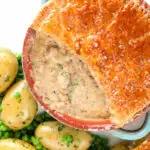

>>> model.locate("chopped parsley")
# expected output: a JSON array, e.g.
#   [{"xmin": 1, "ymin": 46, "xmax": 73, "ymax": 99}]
[
  {"xmin": 57, "ymin": 63, "xmax": 63, "ymax": 69},
  {"xmin": 61, "ymin": 135, "xmax": 74, "ymax": 147},
  {"xmin": 58, "ymin": 124, "xmax": 65, "ymax": 132},
  {"xmin": 68, "ymin": 94, "xmax": 72, "ymax": 101},
  {"xmin": 77, "ymin": 139, "xmax": 82, "ymax": 145},
  {"xmin": 62, "ymin": 72, "xmax": 68, "ymax": 76},
  {"xmin": 14, "ymin": 92, "xmax": 21, "ymax": 99},
  {"xmin": 4, "ymin": 76, "xmax": 10, "ymax": 82},
  {"xmin": 72, "ymin": 82, "xmax": 79, "ymax": 86},
  {"xmin": 68, "ymin": 90, "xmax": 73, "ymax": 101}
]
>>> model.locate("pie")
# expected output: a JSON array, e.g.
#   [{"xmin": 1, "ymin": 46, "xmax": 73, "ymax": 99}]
[{"xmin": 24, "ymin": 0, "xmax": 150, "ymax": 127}]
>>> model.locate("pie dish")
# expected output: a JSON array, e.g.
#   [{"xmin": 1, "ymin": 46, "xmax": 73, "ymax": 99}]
[
  {"xmin": 111, "ymin": 111, "xmax": 150, "ymax": 140},
  {"xmin": 23, "ymin": 0, "xmax": 150, "ymax": 130}
]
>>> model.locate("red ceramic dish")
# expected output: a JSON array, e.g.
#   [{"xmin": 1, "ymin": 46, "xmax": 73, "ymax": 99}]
[
  {"xmin": 23, "ymin": 27, "xmax": 115, "ymax": 131},
  {"xmin": 23, "ymin": 0, "xmax": 150, "ymax": 131},
  {"xmin": 22, "ymin": 27, "xmax": 150, "ymax": 131}
]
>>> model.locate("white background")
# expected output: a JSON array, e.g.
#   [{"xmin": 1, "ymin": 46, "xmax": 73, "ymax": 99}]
[
  {"xmin": 0, "ymin": 0, "xmax": 41, "ymax": 52},
  {"xmin": 0, "ymin": 0, "xmax": 149, "ymax": 52}
]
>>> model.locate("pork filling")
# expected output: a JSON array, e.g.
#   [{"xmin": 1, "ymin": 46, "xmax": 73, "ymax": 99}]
[{"xmin": 30, "ymin": 31, "xmax": 110, "ymax": 120}]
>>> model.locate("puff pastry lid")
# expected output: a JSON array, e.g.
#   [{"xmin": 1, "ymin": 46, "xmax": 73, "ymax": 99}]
[
  {"xmin": 134, "ymin": 138, "xmax": 150, "ymax": 150},
  {"xmin": 31, "ymin": 0, "xmax": 150, "ymax": 126}
]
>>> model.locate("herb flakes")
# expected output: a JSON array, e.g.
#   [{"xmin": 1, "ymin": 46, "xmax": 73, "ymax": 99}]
[
  {"xmin": 58, "ymin": 124, "xmax": 65, "ymax": 132},
  {"xmin": 4, "ymin": 76, "xmax": 10, "ymax": 82},
  {"xmin": 57, "ymin": 63, "xmax": 63, "ymax": 69},
  {"xmin": 61, "ymin": 135, "xmax": 74, "ymax": 147},
  {"xmin": 72, "ymin": 82, "xmax": 79, "ymax": 86},
  {"xmin": 14, "ymin": 92, "xmax": 21, "ymax": 99}
]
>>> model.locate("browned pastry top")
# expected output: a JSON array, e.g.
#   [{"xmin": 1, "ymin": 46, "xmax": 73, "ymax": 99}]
[
  {"xmin": 134, "ymin": 138, "xmax": 150, "ymax": 150},
  {"xmin": 31, "ymin": 0, "xmax": 150, "ymax": 125}
]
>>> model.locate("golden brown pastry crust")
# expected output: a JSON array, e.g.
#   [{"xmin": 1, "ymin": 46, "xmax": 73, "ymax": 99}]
[
  {"xmin": 31, "ymin": 0, "xmax": 150, "ymax": 125},
  {"xmin": 134, "ymin": 138, "xmax": 150, "ymax": 150},
  {"xmin": 31, "ymin": 1, "xmax": 54, "ymax": 30}
]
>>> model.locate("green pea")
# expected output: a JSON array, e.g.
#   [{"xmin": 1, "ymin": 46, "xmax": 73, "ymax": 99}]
[
  {"xmin": 61, "ymin": 135, "xmax": 74, "ymax": 147},
  {"xmin": 17, "ymin": 73, "xmax": 24, "ymax": 77},
  {"xmin": 14, "ymin": 131, "xmax": 21, "ymax": 138},
  {"xmin": 27, "ymin": 124, "xmax": 35, "ymax": 131},
  {"xmin": 0, "ymin": 132, "xmax": 3, "ymax": 138},
  {"xmin": 16, "ymin": 54, "xmax": 22, "ymax": 62},
  {"xmin": 3, "ymin": 132, "xmax": 12, "ymax": 138},
  {"xmin": 42, "ymin": 147, "xmax": 47, "ymax": 150},
  {"xmin": 22, "ymin": 134, "xmax": 30, "ymax": 142},
  {"xmin": 15, "ymin": 78, "xmax": 23, "ymax": 82},
  {"xmin": 0, "ymin": 124, "xmax": 9, "ymax": 131},
  {"xmin": 20, "ymin": 129, "xmax": 27, "ymax": 134},
  {"xmin": 31, "ymin": 136, "xmax": 40, "ymax": 146},
  {"xmin": 18, "ymin": 66, "xmax": 23, "ymax": 72},
  {"xmin": 32, "ymin": 121, "xmax": 38, "ymax": 128},
  {"xmin": 44, "ymin": 113, "xmax": 52, "ymax": 120},
  {"xmin": 0, "ymin": 121, "xmax": 3, "ymax": 125},
  {"xmin": 35, "ymin": 115, "xmax": 41, "ymax": 122},
  {"xmin": 36, "ymin": 144, "xmax": 43, "ymax": 150}
]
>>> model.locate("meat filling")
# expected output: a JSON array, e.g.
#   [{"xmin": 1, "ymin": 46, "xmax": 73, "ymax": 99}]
[{"xmin": 30, "ymin": 32, "xmax": 110, "ymax": 120}]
